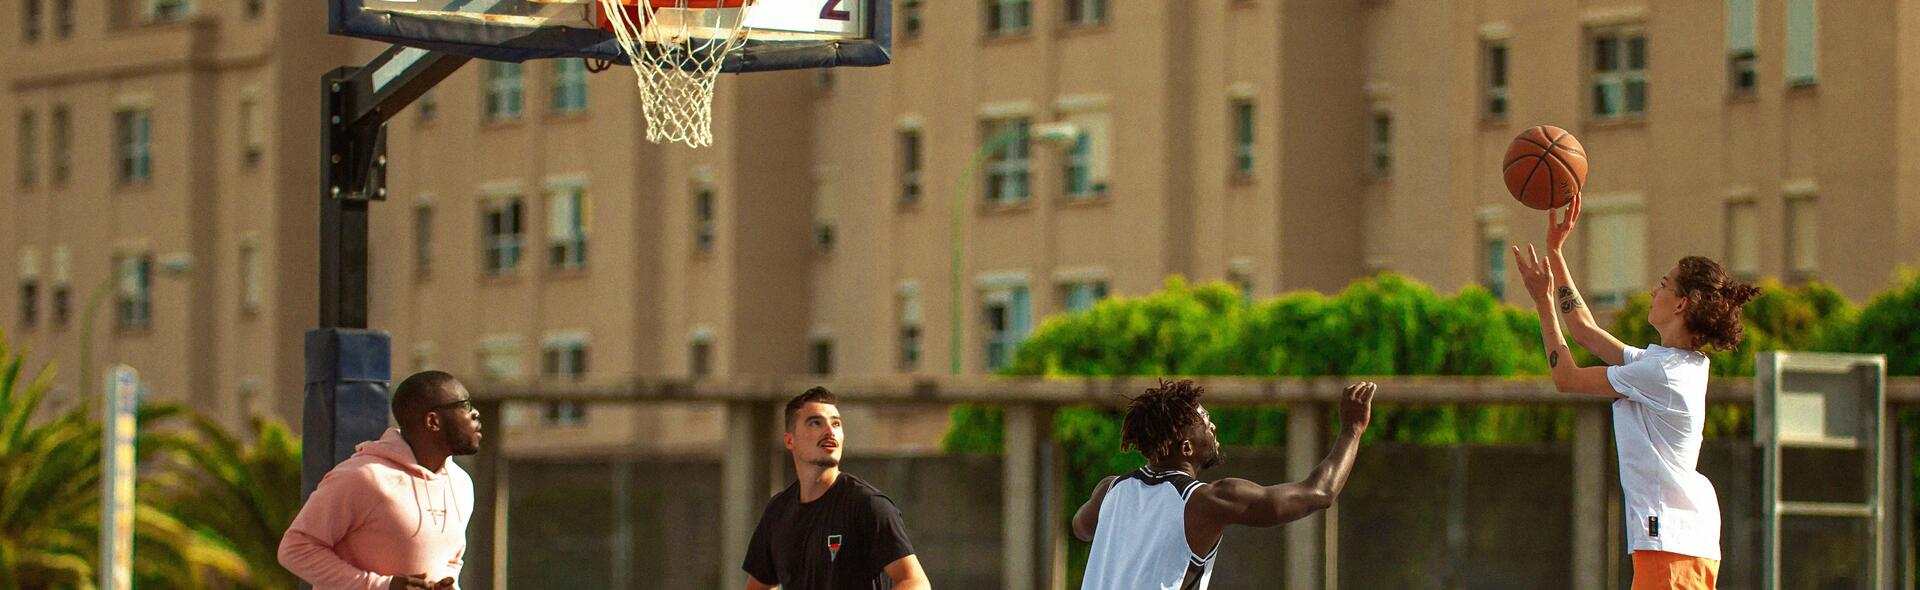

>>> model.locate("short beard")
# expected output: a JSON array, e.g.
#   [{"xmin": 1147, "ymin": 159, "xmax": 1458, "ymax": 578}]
[
  {"xmin": 807, "ymin": 455, "xmax": 841, "ymax": 468},
  {"xmin": 1199, "ymin": 449, "xmax": 1224, "ymax": 470},
  {"xmin": 445, "ymin": 429, "xmax": 479, "ymax": 456}
]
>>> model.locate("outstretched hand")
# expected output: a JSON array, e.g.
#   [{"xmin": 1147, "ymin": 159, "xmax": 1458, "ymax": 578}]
[
  {"xmin": 1511, "ymin": 244, "xmax": 1556, "ymax": 304},
  {"xmin": 1546, "ymin": 193, "xmax": 1581, "ymax": 252},
  {"xmin": 1339, "ymin": 382, "xmax": 1375, "ymax": 432}
]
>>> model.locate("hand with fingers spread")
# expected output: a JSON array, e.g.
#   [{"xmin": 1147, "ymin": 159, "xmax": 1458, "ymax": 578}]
[
  {"xmin": 1546, "ymin": 193, "xmax": 1581, "ymax": 252},
  {"xmin": 1340, "ymin": 382, "xmax": 1375, "ymax": 432},
  {"xmin": 1512, "ymin": 244, "xmax": 1556, "ymax": 304}
]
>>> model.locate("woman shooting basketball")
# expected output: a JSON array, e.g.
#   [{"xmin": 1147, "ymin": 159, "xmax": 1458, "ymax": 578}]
[{"xmin": 1512, "ymin": 195, "xmax": 1758, "ymax": 590}]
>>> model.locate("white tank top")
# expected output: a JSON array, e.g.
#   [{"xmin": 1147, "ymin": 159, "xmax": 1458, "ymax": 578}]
[{"xmin": 1080, "ymin": 466, "xmax": 1219, "ymax": 590}]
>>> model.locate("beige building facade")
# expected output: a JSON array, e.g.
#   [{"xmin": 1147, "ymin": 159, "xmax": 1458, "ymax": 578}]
[{"xmin": 6, "ymin": 0, "xmax": 1919, "ymax": 452}]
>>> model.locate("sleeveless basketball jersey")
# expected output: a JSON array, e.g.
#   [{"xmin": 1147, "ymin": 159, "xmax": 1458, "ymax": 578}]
[{"xmin": 1080, "ymin": 466, "xmax": 1219, "ymax": 590}]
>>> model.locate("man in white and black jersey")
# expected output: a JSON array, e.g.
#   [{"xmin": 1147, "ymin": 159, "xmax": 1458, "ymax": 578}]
[{"xmin": 1073, "ymin": 379, "xmax": 1374, "ymax": 590}]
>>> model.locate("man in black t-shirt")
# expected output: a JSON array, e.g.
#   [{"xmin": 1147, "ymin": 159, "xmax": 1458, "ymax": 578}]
[{"xmin": 743, "ymin": 387, "xmax": 931, "ymax": 590}]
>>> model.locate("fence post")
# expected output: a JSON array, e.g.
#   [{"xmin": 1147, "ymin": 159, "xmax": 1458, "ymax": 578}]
[
  {"xmin": 722, "ymin": 401, "xmax": 777, "ymax": 589},
  {"xmin": 1287, "ymin": 401, "xmax": 1329, "ymax": 590},
  {"xmin": 1003, "ymin": 403, "xmax": 1062, "ymax": 590},
  {"xmin": 1572, "ymin": 403, "xmax": 1608, "ymax": 590},
  {"xmin": 463, "ymin": 398, "xmax": 509, "ymax": 589}
]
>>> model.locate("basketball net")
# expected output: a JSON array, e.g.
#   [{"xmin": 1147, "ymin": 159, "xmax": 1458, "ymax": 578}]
[{"xmin": 597, "ymin": 0, "xmax": 756, "ymax": 148}]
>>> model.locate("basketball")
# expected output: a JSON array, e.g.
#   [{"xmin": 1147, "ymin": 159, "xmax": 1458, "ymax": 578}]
[{"xmin": 1502, "ymin": 125, "xmax": 1588, "ymax": 210}]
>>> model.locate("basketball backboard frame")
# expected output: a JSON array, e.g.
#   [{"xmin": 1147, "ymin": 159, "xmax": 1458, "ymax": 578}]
[{"xmin": 328, "ymin": 0, "xmax": 892, "ymax": 71}]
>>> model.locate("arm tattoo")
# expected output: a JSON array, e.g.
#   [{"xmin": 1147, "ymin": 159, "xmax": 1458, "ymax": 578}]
[
  {"xmin": 1556, "ymin": 286, "xmax": 1584, "ymax": 315},
  {"xmin": 1549, "ymin": 350, "xmax": 1560, "ymax": 368}
]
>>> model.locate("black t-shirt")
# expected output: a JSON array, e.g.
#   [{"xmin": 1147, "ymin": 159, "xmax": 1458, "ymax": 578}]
[{"xmin": 742, "ymin": 473, "xmax": 916, "ymax": 590}]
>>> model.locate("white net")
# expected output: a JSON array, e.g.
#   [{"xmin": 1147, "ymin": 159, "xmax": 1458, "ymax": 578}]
[{"xmin": 597, "ymin": 0, "xmax": 756, "ymax": 148}]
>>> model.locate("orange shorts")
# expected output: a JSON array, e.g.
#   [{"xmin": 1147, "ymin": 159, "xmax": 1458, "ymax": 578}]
[{"xmin": 1632, "ymin": 550, "xmax": 1719, "ymax": 590}]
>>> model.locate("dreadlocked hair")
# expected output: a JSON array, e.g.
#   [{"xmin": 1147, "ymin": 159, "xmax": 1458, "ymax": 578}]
[
  {"xmin": 1674, "ymin": 256, "xmax": 1762, "ymax": 352},
  {"xmin": 1121, "ymin": 379, "xmax": 1206, "ymax": 460}
]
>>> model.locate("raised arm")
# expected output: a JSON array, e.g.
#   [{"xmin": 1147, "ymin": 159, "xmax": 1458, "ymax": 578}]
[
  {"xmin": 1188, "ymin": 383, "xmax": 1374, "ymax": 534},
  {"xmin": 1543, "ymin": 197, "xmax": 1628, "ymax": 365},
  {"xmin": 1515, "ymin": 245, "xmax": 1623, "ymax": 399},
  {"xmin": 1072, "ymin": 475, "xmax": 1118, "ymax": 542}
]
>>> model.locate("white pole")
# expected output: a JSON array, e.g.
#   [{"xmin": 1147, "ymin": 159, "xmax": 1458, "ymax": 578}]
[{"xmin": 100, "ymin": 365, "xmax": 138, "ymax": 590}]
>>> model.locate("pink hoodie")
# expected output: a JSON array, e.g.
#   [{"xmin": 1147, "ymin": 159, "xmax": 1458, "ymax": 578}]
[{"xmin": 279, "ymin": 428, "xmax": 473, "ymax": 590}]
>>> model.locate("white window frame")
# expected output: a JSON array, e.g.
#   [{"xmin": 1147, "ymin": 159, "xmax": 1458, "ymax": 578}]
[
  {"xmin": 897, "ymin": 282, "xmax": 921, "ymax": 372},
  {"xmin": 484, "ymin": 62, "xmax": 524, "ymax": 121},
  {"xmin": 49, "ymin": 106, "xmax": 69, "ymax": 185},
  {"xmin": 979, "ymin": 273, "xmax": 1032, "ymax": 371},
  {"xmin": 1785, "ymin": 0, "xmax": 1818, "ymax": 86},
  {"xmin": 116, "ymin": 108, "xmax": 152, "ymax": 184},
  {"xmin": 897, "ymin": 123, "xmax": 923, "ymax": 206},
  {"xmin": 551, "ymin": 59, "xmax": 589, "ymax": 114},
  {"xmin": 143, "ymin": 0, "xmax": 192, "ymax": 23},
  {"xmin": 982, "ymin": 117, "xmax": 1032, "ymax": 206},
  {"xmin": 1723, "ymin": 194, "xmax": 1759, "ymax": 279},
  {"xmin": 116, "ymin": 252, "xmax": 153, "ymax": 328},
  {"xmin": 1785, "ymin": 184, "xmax": 1819, "ymax": 278},
  {"xmin": 693, "ymin": 181, "xmax": 716, "ymax": 253},
  {"xmin": 986, "ymin": 0, "xmax": 1031, "ymax": 35},
  {"xmin": 1368, "ymin": 111, "xmax": 1392, "ymax": 178},
  {"xmin": 1726, "ymin": 0, "xmax": 1758, "ymax": 95},
  {"xmin": 1484, "ymin": 39, "xmax": 1509, "ymax": 119},
  {"xmin": 240, "ymin": 88, "xmax": 263, "ymax": 166},
  {"xmin": 1064, "ymin": 0, "xmax": 1106, "ymax": 27},
  {"xmin": 1477, "ymin": 207, "xmax": 1508, "ymax": 299},
  {"xmin": 547, "ymin": 179, "xmax": 589, "ymax": 271},
  {"xmin": 482, "ymin": 195, "xmax": 524, "ymax": 275},
  {"xmin": 1580, "ymin": 194, "xmax": 1647, "ymax": 307},
  {"xmin": 1589, "ymin": 27, "xmax": 1647, "ymax": 120},
  {"xmin": 18, "ymin": 248, "xmax": 40, "ymax": 328},
  {"xmin": 1056, "ymin": 98, "xmax": 1111, "ymax": 201},
  {"xmin": 1230, "ymin": 96, "xmax": 1255, "ymax": 178}
]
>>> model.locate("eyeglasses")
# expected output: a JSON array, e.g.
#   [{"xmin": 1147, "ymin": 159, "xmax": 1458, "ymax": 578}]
[{"xmin": 429, "ymin": 398, "xmax": 475, "ymax": 413}]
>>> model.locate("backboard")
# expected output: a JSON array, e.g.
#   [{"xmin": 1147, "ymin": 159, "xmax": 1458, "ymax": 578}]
[{"xmin": 328, "ymin": 0, "xmax": 891, "ymax": 71}]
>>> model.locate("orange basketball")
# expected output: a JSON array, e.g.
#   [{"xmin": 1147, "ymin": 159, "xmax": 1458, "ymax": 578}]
[{"xmin": 1502, "ymin": 125, "xmax": 1588, "ymax": 210}]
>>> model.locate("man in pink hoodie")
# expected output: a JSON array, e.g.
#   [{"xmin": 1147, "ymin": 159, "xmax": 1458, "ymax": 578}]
[{"xmin": 280, "ymin": 370, "xmax": 484, "ymax": 590}]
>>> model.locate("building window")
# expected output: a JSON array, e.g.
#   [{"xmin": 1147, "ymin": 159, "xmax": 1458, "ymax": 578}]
[
  {"xmin": 1369, "ymin": 112, "xmax": 1392, "ymax": 178},
  {"xmin": 418, "ymin": 89, "xmax": 438, "ymax": 123},
  {"xmin": 982, "ymin": 284, "xmax": 1030, "ymax": 371},
  {"xmin": 116, "ymin": 109, "xmax": 152, "ymax": 184},
  {"xmin": 898, "ymin": 289, "xmax": 921, "ymax": 371},
  {"xmin": 1227, "ymin": 267, "xmax": 1254, "ymax": 305},
  {"xmin": 412, "ymin": 342, "xmax": 436, "ymax": 372},
  {"xmin": 17, "ymin": 111, "xmax": 36, "ymax": 189},
  {"xmin": 983, "ymin": 117, "xmax": 1031, "ymax": 206},
  {"xmin": 53, "ymin": 0, "xmax": 71, "ymax": 37},
  {"xmin": 1786, "ymin": 0, "xmax": 1818, "ymax": 86},
  {"xmin": 899, "ymin": 129, "xmax": 923, "ymax": 206},
  {"xmin": 1060, "ymin": 280, "xmax": 1108, "ymax": 313},
  {"xmin": 542, "ymin": 336, "xmax": 589, "ymax": 426},
  {"xmin": 483, "ymin": 197, "xmax": 524, "ymax": 275},
  {"xmin": 478, "ymin": 338, "xmax": 522, "ymax": 380},
  {"xmin": 414, "ymin": 203, "xmax": 433, "ymax": 276},
  {"xmin": 484, "ymin": 61, "xmax": 524, "ymax": 121},
  {"xmin": 809, "ymin": 338, "xmax": 833, "ymax": 375},
  {"xmin": 1590, "ymin": 28, "xmax": 1647, "ymax": 119},
  {"xmin": 986, "ymin": 0, "xmax": 1031, "ymax": 35},
  {"xmin": 240, "ymin": 94, "xmax": 262, "ymax": 166},
  {"xmin": 1062, "ymin": 110, "xmax": 1110, "ymax": 200},
  {"xmin": 49, "ymin": 107, "xmax": 68, "ymax": 185},
  {"xmin": 548, "ymin": 185, "xmax": 588, "ymax": 270},
  {"xmin": 1583, "ymin": 206, "xmax": 1646, "ymax": 307},
  {"xmin": 1231, "ymin": 98, "xmax": 1254, "ymax": 177},
  {"xmin": 1727, "ymin": 0, "xmax": 1757, "ymax": 95},
  {"xmin": 115, "ymin": 254, "xmax": 153, "ymax": 328},
  {"xmin": 1484, "ymin": 40, "xmax": 1509, "ymax": 118},
  {"xmin": 23, "ymin": 0, "xmax": 42, "ymax": 43},
  {"xmin": 1722, "ymin": 200, "xmax": 1759, "ymax": 279},
  {"xmin": 1064, "ymin": 0, "xmax": 1105, "ymax": 27},
  {"xmin": 1787, "ymin": 195, "xmax": 1819, "ymax": 278},
  {"xmin": 1480, "ymin": 223, "xmax": 1507, "ymax": 298},
  {"xmin": 50, "ymin": 245, "xmax": 69, "ymax": 327},
  {"xmin": 144, "ymin": 0, "xmax": 192, "ymax": 22},
  {"xmin": 901, "ymin": 0, "xmax": 923, "ymax": 38},
  {"xmin": 239, "ymin": 241, "xmax": 261, "ymax": 313},
  {"xmin": 17, "ymin": 249, "xmax": 38, "ymax": 329},
  {"xmin": 690, "ymin": 335, "xmax": 712, "ymax": 377},
  {"xmin": 694, "ymin": 185, "xmax": 715, "ymax": 252},
  {"xmin": 551, "ymin": 59, "xmax": 589, "ymax": 114}
]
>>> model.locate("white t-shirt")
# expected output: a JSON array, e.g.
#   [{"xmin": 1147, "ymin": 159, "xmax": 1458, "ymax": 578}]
[{"xmin": 1606, "ymin": 344, "xmax": 1722, "ymax": 560}]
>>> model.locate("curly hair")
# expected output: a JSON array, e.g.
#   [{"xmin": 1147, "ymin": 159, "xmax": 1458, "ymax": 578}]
[
  {"xmin": 1673, "ymin": 256, "xmax": 1762, "ymax": 352},
  {"xmin": 1121, "ymin": 380, "xmax": 1206, "ymax": 460}
]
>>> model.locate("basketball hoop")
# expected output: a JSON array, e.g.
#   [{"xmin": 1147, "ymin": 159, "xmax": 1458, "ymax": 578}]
[{"xmin": 596, "ymin": 0, "xmax": 756, "ymax": 148}]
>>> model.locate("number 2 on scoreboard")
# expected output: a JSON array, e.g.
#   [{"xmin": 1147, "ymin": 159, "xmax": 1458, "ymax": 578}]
[{"xmin": 819, "ymin": 0, "xmax": 851, "ymax": 21}]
